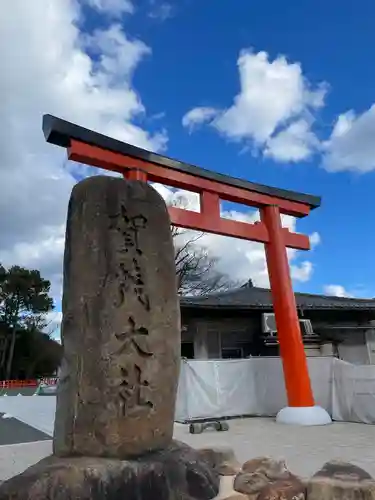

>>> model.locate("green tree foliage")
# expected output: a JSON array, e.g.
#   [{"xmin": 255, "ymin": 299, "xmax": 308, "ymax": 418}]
[
  {"xmin": 0, "ymin": 264, "xmax": 61, "ymax": 380},
  {"xmin": 11, "ymin": 328, "xmax": 62, "ymax": 380}
]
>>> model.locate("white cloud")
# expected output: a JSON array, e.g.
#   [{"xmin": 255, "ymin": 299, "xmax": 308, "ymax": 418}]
[
  {"xmin": 182, "ymin": 107, "xmax": 218, "ymax": 132},
  {"xmin": 323, "ymin": 285, "xmax": 352, "ymax": 298},
  {"xmin": 323, "ymin": 284, "xmax": 375, "ymax": 299},
  {"xmin": 0, "ymin": 0, "xmax": 167, "ymax": 301},
  {"xmin": 323, "ymin": 105, "xmax": 375, "ymax": 172},
  {"xmin": 148, "ymin": 1, "xmax": 174, "ymax": 21},
  {"xmin": 264, "ymin": 119, "xmax": 320, "ymax": 162},
  {"xmin": 84, "ymin": 0, "xmax": 134, "ymax": 17},
  {"xmin": 0, "ymin": 226, "xmax": 66, "ymax": 303},
  {"xmin": 290, "ymin": 261, "xmax": 313, "ymax": 283},
  {"xmin": 309, "ymin": 231, "xmax": 321, "ymax": 248},
  {"xmin": 152, "ymin": 185, "xmax": 316, "ymax": 287},
  {"xmin": 82, "ymin": 24, "xmax": 150, "ymax": 81},
  {"xmin": 182, "ymin": 50, "xmax": 327, "ymax": 162}
]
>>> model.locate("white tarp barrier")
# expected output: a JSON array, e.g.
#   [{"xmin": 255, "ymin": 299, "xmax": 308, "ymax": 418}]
[
  {"xmin": 0, "ymin": 357, "xmax": 374, "ymax": 430},
  {"xmin": 175, "ymin": 357, "xmax": 333, "ymax": 421},
  {"xmin": 332, "ymin": 358, "xmax": 375, "ymax": 424}
]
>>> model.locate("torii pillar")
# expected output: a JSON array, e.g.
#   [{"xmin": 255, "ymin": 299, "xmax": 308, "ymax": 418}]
[{"xmin": 42, "ymin": 114, "xmax": 331, "ymax": 425}]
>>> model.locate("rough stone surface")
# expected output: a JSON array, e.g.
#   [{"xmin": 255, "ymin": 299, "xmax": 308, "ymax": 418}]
[
  {"xmin": 219, "ymin": 463, "xmax": 243, "ymax": 477},
  {"xmin": 307, "ymin": 461, "xmax": 375, "ymax": 500},
  {"xmin": 234, "ymin": 470, "xmax": 271, "ymax": 496},
  {"xmin": 234, "ymin": 457, "xmax": 299, "ymax": 499},
  {"xmin": 242, "ymin": 457, "xmax": 290, "ymax": 480},
  {"xmin": 198, "ymin": 447, "xmax": 241, "ymax": 476},
  {"xmin": 258, "ymin": 477, "xmax": 305, "ymax": 500},
  {"xmin": 0, "ymin": 441, "xmax": 220, "ymax": 500},
  {"xmin": 54, "ymin": 176, "xmax": 181, "ymax": 459},
  {"xmin": 221, "ymin": 495, "xmax": 248, "ymax": 500}
]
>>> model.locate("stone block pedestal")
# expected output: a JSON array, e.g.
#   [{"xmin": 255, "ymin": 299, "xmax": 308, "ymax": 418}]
[{"xmin": 0, "ymin": 441, "xmax": 220, "ymax": 500}]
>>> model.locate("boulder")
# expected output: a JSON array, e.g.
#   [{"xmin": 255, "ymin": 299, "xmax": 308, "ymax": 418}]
[
  {"xmin": 234, "ymin": 470, "xmax": 271, "ymax": 497},
  {"xmin": 258, "ymin": 476, "xmax": 305, "ymax": 500},
  {"xmin": 242, "ymin": 457, "xmax": 291, "ymax": 480},
  {"xmin": 234, "ymin": 457, "xmax": 300, "ymax": 500},
  {"xmin": 307, "ymin": 461, "xmax": 375, "ymax": 500},
  {"xmin": 198, "ymin": 447, "xmax": 241, "ymax": 476},
  {"xmin": 0, "ymin": 440, "xmax": 220, "ymax": 500}
]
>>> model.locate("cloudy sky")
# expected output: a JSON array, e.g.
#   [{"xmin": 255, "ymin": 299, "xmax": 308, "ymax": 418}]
[{"xmin": 2, "ymin": 0, "xmax": 375, "ymax": 336}]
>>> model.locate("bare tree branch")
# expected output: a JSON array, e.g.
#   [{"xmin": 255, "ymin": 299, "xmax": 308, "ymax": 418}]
[{"xmin": 172, "ymin": 226, "xmax": 239, "ymax": 296}]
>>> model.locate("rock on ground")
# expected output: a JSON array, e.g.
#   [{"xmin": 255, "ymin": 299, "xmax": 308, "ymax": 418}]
[
  {"xmin": 198, "ymin": 447, "xmax": 242, "ymax": 476},
  {"xmin": 233, "ymin": 456, "xmax": 304, "ymax": 500},
  {"xmin": 307, "ymin": 461, "xmax": 375, "ymax": 500},
  {"xmin": 0, "ymin": 440, "xmax": 220, "ymax": 500},
  {"xmin": 241, "ymin": 457, "xmax": 290, "ymax": 480}
]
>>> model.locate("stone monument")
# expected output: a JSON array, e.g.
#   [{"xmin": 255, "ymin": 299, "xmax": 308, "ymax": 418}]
[
  {"xmin": 0, "ymin": 176, "xmax": 219, "ymax": 500},
  {"xmin": 55, "ymin": 175, "xmax": 180, "ymax": 458}
]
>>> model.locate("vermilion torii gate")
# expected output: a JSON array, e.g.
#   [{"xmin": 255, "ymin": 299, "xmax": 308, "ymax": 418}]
[{"xmin": 42, "ymin": 114, "xmax": 331, "ymax": 425}]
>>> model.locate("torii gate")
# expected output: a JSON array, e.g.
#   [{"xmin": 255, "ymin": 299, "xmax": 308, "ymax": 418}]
[{"xmin": 43, "ymin": 114, "xmax": 331, "ymax": 425}]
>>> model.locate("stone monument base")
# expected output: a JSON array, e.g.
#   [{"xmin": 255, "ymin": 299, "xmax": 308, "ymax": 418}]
[{"xmin": 0, "ymin": 441, "xmax": 220, "ymax": 500}]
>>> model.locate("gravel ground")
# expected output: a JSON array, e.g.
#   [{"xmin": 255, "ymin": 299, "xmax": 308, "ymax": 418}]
[
  {"xmin": 1, "ymin": 418, "xmax": 375, "ymax": 482},
  {"xmin": 177, "ymin": 418, "xmax": 375, "ymax": 478}
]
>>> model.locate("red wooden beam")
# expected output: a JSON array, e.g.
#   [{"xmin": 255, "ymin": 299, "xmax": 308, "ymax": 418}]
[
  {"xmin": 169, "ymin": 206, "xmax": 269, "ymax": 243},
  {"xmin": 122, "ymin": 170, "xmax": 310, "ymax": 249},
  {"xmin": 168, "ymin": 206, "xmax": 310, "ymax": 250},
  {"xmin": 68, "ymin": 140, "xmax": 311, "ymax": 218},
  {"xmin": 124, "ymin": 173, "xmax": 309, "ymax": 249},
  {"xmin": 70, "ymin": 140, "xmax": 310, "ymax": 250}
]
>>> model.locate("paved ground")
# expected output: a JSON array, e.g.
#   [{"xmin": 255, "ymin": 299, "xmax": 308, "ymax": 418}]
[
  {"xmin": 176, "ymin": 418, "xmax": 375, "ymax": 478},
  {"xmin": 0, "ymin": 413, "xmax": 51, "ymax": 446},
  {"xmin": 1, "ymin": 417, "xmax": 375, "ymax": 482}
]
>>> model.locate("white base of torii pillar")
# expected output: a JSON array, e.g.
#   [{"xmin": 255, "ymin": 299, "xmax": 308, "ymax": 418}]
[{"xmin": 276, "ymin": 406, "xmax": 332, "ymax": 426}]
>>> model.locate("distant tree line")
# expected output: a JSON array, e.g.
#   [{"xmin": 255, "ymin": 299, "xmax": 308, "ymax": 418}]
[{"xmin": 0, "ymin": 264, "xmax": 62, "ymax": 381}]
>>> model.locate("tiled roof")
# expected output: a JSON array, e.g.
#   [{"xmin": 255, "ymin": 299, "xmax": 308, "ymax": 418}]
[{"xmin": 180, "ymin": 286, "xmax": 375, "ymax": 311}]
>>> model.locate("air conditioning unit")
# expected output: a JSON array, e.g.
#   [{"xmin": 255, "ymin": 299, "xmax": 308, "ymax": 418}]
[
  {"xmin": 264, "ymin": 336, "xmax": 279, "ymax": 346},
  {"xmin": 262, "ymin": 314, "xmax": 316, "ymax": 337},
  {"xmin": 262, "ymin": 313, "xmax": 277, "ymax": 334}
]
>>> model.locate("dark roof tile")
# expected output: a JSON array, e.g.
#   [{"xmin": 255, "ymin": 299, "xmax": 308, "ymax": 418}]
[{"xmin": 180, "ymin": 286, "xmax": 375, "ymax": 311}]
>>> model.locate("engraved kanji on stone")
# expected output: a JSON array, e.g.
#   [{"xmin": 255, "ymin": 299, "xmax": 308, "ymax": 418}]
[
  {"xmin": 109, "ymin": 205, "xmax": 147, "ymax": 255},
  {"xmin": 114, "ymin": 316, "xmax": 152, "ymax": 357},
  {"xmin": 116, "ymin": 258, "xmax": 150, "ymax": 311},
  {"xmin": 53, "ymin": 176, "xmax": 181, "ymax": 459},
  {"xmin": 119, "ymin": 364, "xmax": 153, "ymax": 416}
]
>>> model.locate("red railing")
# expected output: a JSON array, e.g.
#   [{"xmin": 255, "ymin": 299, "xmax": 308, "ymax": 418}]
[{"xmin": 0, "ymin": 378, "xmax": 58, "ymax": 388}]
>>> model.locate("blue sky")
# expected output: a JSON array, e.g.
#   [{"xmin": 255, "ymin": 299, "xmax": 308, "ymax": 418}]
[
  {"xmin": 2, "ymin": 0, "xmax": 375, "ymax": 340},
  {"xmin": 81, "ymin": 0, "xmax": 375, "ymax": 297}
]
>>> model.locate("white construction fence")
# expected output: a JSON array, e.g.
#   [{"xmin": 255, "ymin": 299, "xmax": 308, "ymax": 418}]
[
  {"xmin": 175, "ymin": 357, "xmax": 375, "ymax": 424},
  {"xmin": 1, "ymin": 358, "xmax": 375, "ymax": 435}
]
